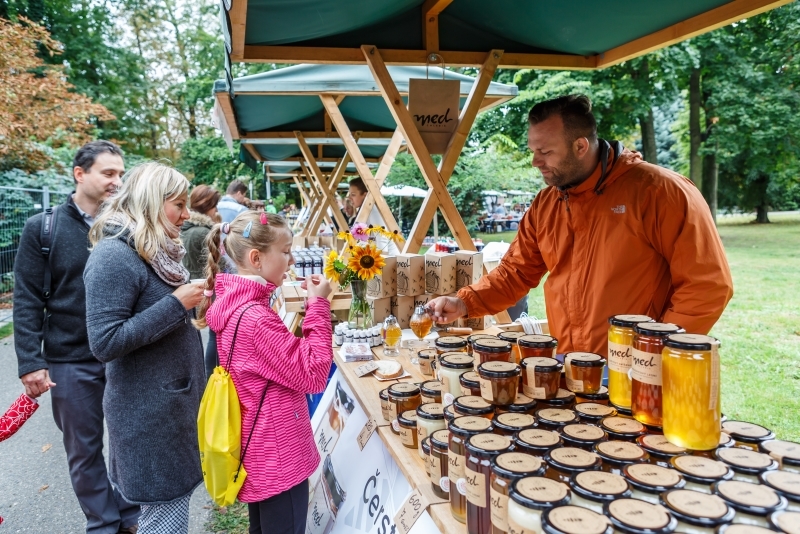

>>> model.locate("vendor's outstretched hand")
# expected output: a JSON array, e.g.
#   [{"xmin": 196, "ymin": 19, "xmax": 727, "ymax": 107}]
[
  {"xmin": 303, "ymin": 274, "xmax": 333, "ymax": 299},
  {"xmin": 427, "ymin": 296, "xmax": 468, "ymax": 324}
]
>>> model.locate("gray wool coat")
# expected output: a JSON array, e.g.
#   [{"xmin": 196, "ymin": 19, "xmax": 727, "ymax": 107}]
[{"xmin": 84, "ymin": 235, "xmax": 205, "ymax": 504}]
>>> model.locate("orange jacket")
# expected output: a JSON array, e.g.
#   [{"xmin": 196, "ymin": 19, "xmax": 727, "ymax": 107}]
[{"xmin": 459, "ymin": 147, "xmax": 733, "ymax": 356}]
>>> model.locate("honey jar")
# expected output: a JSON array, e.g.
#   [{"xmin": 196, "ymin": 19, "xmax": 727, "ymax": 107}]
[
  {"xmin": 713, "ymin": 479, "xmax": 787, "ymax": 528},
  {"xmin": 536, "ymin": 408, "xmax": 578, "ymax": 431},
  {"xmin": 564, "ymin": 352, "xmax": 605, "ymax": 394},
  {"xmin": 460, "ymin": 371, "xmax": 482, "ymax": 396},
  {"xmin": 468, "ymin": 334, "xmax": 498, "ymax": 356},
  {"xmin": 722, "ymin": 421, "xmax": 776, "ymax": 451},
  {"xmin": 659, "ymin": 489, "xmax": 735, "ymax": 532},
  {"xmin": 568, "ymin": 471, "xmax": 631, "ymax": 513},
  {"xmin": 537, "ymin": 389, "xmax": 576, "ymax": 410},
  {"xmin": 437, "ymin": 335, "xmax": 469, "ymax": 355},
  {"xmin": 637, "ymin": 434, "xmax": 687, "ymax": 468},
  {"xmin": 418, "ymin": 348, "xmax": 437, "ymax": 377},
  {"xmin": 521, "ymin": 357, "xmax": 562, "ymax": 400},
  {"xmin": 439, "ymin": 353, "xmax": 475, "ymax": 406},
  {"xmin": 473, "ymin": 338, "xmax": 513, "ymax": 371},
  {"xmin": 492, "ymin": 412, "xmax": 537, "ymax": 437},
  {"xmin": 478, "ymin": 361, "xmax": 522, "ymax": 406},
  {"xmin": 631, "ymin": 322, "xmax": 684, "ymax": 427},
  {"xmin": 388, "ymin": 382, "xmax": 421, "ymax": 434},
  {"xmin": 430, "ymin": 429, "xmax": 451, "ymax": 499},
  {"xmin": 670, "ymin": 455, "xmax": 734, "ymax": 494},
  {"xmin": 623, "ymin": 463, "xmax": 685, "ymax": 503},
  {"xmin": 379, "ymin": 388, "xmax": 391, "ymax": 422},
  {"xmin": 607, "ymin": 314, "xmax": 654, "ymax": 411},
  {"xmin": 575, "ymin": 386, "xmax": 609, "ymax": 405},
  {"xmin": 490, "ymin": 453, "xmax": 546, "ymax": 534},
  {"xmin": 760, "ymin": 440, "xmax": 800, "ymax": 474},
  {"xmin": 599, "ymin": 416, "xmax": 647, "ymax": 442},
  {"xmin": 574, "ymin": 403, "xmax": 617, "ymax": 425},
  {"xmin": 498, "ymin": 331, "xmax": 527, "ymax": 364},
  {"xmin": 604, "ymin": 498, "xmax": 678, "ymax": 534},
  {"xmin": 594, "ymin": 440, "xmax": 649, "ymax": 476},
  {"xmin": 769, "ymin": 510, "xmax": 800, "ymax": 534},
  {"xmin": 417, "ymin": 403, "xmax": 446, "ymax": 459},
  {"xmin": 449, "ymin": 416, "xmax": 495, "ymax": 523},
  {"xmin": 759, "ymin": 471, "xmax": 800, "ymax": 512},
  {"xmin": 518, "ymin": 334, "xmax": 558, "ymax": 360},
  {"xmin": 718, "ymin": 525, "xmax": 776, "ymax": 534},
  {"xmin": 560, "ymin": 424, "xmax": 607, "ymax": 451},
  {"xmin": 495, "ymin": 394, "xmax": 537, "ymax": 416},
  {"xmin": 398, "ymin": 410, "xmax": 419, "ymax": 450},
  {"xmin": 715, "ymin": 447, "xmax": 779, "ymax": 483},
  {"xmin": 506, "ymin": 477, "xmax": 571, "ymax": 534},
  {"xmin": 455, "ymin": 395, "xmax": 496, "ymax": 419},
  {"xmin": 514, "ymin": 428, "xmax": 563, "ymax": 457},
  {"xmin": 545, "ymin": 447, "xmax": 602, "ymax": 484},
  {"xmin": 540, "ymin": 505, "xmax": 612, "ymax": 534},
  {"xmin": 465, "ymin": 433, "xmax": 514, "ymax": 534},
  {"xmin": 420, "ymin": 380, "xmax": 443, "ymax": 404}
]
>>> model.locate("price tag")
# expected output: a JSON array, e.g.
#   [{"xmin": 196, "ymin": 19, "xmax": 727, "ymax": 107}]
[
  {"xmin": 357, "ymin": 417, "xmax": 378, "ymax": 450},
  {"xmin": 393, "ymin": 488, "xmax": 429, "ymax": 534},
  {"xmin": 355, "ymin": 361, "xmax": 379, "ymax": 377}
]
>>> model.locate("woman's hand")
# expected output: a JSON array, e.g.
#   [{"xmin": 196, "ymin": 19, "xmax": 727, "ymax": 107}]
[
  {"xmin": 302, "ymin": 274, "xmax": 333, "ymax": 299},
  {"xmin": 172, "ymin": 281, "xmax": 205, "ymax": 310}
]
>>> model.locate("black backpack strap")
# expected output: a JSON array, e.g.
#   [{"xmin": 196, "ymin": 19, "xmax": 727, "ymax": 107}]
[
  {"xmin": 40, "ymin": 206, "xmax": 59, "ymax": 300},
  {"xmin": 594, "ymin": 139, "xmax": 625, "ymax": 195}
]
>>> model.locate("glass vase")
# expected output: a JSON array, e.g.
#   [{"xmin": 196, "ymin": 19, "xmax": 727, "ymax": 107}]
[{"xmin": 348, "ymin": 279, "xmax": 373, "ymax": 330}]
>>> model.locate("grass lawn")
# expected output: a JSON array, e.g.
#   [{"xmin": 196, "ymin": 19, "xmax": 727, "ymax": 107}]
[{"xmin": 0, "ymin": 322, "xmax": 13, "ymax": 339}]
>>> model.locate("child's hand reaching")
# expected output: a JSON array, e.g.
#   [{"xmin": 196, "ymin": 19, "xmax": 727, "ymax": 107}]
[{"xmin": 302, "ymin": 274, "xmax": 332, "ymax": 299}]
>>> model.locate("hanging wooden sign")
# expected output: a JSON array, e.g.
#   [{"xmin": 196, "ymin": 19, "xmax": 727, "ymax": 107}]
[{"xmin": 408, "ymin": 76, "xmax": 460, "ymax": 155}]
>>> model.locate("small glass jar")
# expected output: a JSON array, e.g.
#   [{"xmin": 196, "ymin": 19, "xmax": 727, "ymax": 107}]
[
  {"xmin": 490, "ymin": 453, "xmax": 546, "ymax": 534},
  {"xmin": 574, "ymin": 403, "xmax": 617, "ymax": 425},
  {"xmin": 760, "ymin": 471, "xmax": 800, "ymax": 512},
  {"xmin": 631, "ymin": 322, "xmax": 684, "ymax": 428},
  {"xmin": 713, "ymin": 480, "xmax": 787, "ymax": 528},
  {"xmin": 637, "ymin": 434, "xmax": 688, "ymax": 468},
  {"xmin": 722, "ymin": 421, "xmax": 776, "ymax": 452},
  {"xmin": 507, "ymin": 477, "xmax": 571, "ymax": 534},
  {"xmin": 594, "ymin": 441, "xmax": 649, "ymax": 475},
  {"xmin": 493, "ymin": 412, "xmax": 537, "ymax": 437},
  {"xmin": 469, "ymin": 334, "xmax": 498, "ymax": 356},
  {"xmin": 388, "ymin": 383, "xmax": 421, "ymax": 435},
  {"xmin": 461, "ymin": 371, "xmax": 482, "ymax": 396},
  {"xmin": 560, "ymin": 424, "xmax": 607, "ymax": 451},
  {"xmin": 537, "ymin": 389, "xmax": 576, "ymax": 410},
  {"xmin": 545, "ymin": 447, "xmax": 602, "ymax": 484},
  {"xmin": 515, "ymin": 428, "xmax": 563, "ymax": 457},
  {"xmin": 662, "ymin": 334, "xmax": 722, "ymax": 451},
  {"xmin": 498, "ymin": 331, "xmax": 527, "ymax": 364},
  {"xmin": 659, "ymin": 489, "xmax": 735, "ymax": 533},
  {"xmin": 430, "ymin": 429, "xmax": 451, "ymax": 499},
  {"xmin": 417, "ymin": 403, "xmax": 446, "ymax": 459},
  {"xmin": 474, "ymin": 338, "xmax": 514, "ymax": 371},
  {"xmin": 604, "ymin": 498, "xmax": 678, "ymax": 534},
  {"xmin": 439, "ymin": 353, "xmax": 475, "ymax": 406},
  {"xmin": 379, "ymin": 388, "xmax": 391, "ymax": 422},
  {"xmin": 575, "ymin": 387, "xmax": 609, "ymax": 406},
  {"xmin": 599, "ymin": 416, "xmax": 647, "ymax": 442},
  {"xmin": 521, "ymin": 357, "xmax": 563, "ymax": 400},
  {"xmin": 715, "ymin": 447, "xmax": 779, "ymax": 484},
  {"xmin": 437, "ymin": 335, "xmax": 469, "ymax": 355},
  {"xmin": 420, "ymin": 380, "xmax": 443, "ymax": 404},
  {"xmin": 479, "ymin": 361, "xmax": 522, "ymax": 406},
  {"xmin": 608, "ymin": 314, "xmax": 654, "ymax": 411},
  {"xmin": 759, "ymin": 440, "xmax": 800, "ymax": 474},
  {"xmin": 418, "ymin": 348, "xmax": 437, "ymax": 377},
  {"xmin": 444, "ymin": 403, "xmax": 457, "ymax": 425},
  {"xmin": 536, "ymin": 408, "xmax": 579, "ymax": 431},
  {"xmin": 564, "ymin": 352, "xmax": 606, "ymax": 394},
  {"xmin": 518, "ymin": 334, "xmax": 558, "ymax": 360},
  {"xmin": 769, "ymin": 510, "xmax": 800, "ymax": 534},
  {"xmin": 540, "ymin": 505, "xmax": 612, "ymax": 534},
  {"xmin": 623, "ymin": 462, "xmax": 685, "ymax": 503},
  {"xmin": 398, "ymin": 410, "xmax": 419, "ymax": 450},
  {"xmin": 466, "ymin": 433, "xmax": 514, "ymax": 534},
  {"xmin": 670, "ymin": 455, "xmax": 734, "ymax": 494},
  {"xmin": 495, "ymin": 394, "xmax": 538, "ymax": 416},
  {"xmin": 449, "ymin": 416, "xmax": 495, "ymax": 523},
  {"xmin": 568, "ymin": 471, "xmax": 631, "ymax": 513},
  {"xmin": 455, "ymin": 395, "xmax": 496, "ymax": 419}
]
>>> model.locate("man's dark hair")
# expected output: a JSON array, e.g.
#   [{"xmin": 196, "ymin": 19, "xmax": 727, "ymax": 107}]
[
  {"xmin": 226, "ymin": 179, "xmax": 248, "ymax": 195},
  {"xmin": 348, "ymin": 177, "xmax": 367, "ymax": 195},
  {"xmin": 528, "ymin": 95, "xmax": 597, "ymax": 144},
  {"xmin": 72, "ymin": 140, "xmax": 123, "ymax": 173}
]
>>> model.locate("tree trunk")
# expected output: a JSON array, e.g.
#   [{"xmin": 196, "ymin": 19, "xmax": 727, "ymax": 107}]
[
  {"xmin": 754, "ymin": 174, "xmax": 770, "ymax": 223},
  {"xmin": 702, "ymin": 151, "xmax": 718, "ymax": 224},
  {"xmin": 638, "ymin": 109, "xmax": 658, "ymax": 164},
  {"xmin": 689, "ymin": 68, "xmax": 703, "ymax": 190}
]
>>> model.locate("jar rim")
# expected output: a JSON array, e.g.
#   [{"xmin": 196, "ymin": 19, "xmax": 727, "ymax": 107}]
[
  {"xmin": 398, "ymin": 410, "xmax": 418, "ymax": 426},
  {"xmin": 633, "ymin": 322, "xmax": 684, "ymax": 337},
  {"xmin": 518, "ymin": 334, "xmax": 558, "ymax": 348},
  {"xmin": 416, "ymin": 402, "xmax": 444, "ymax": 420},
  {"xmin": 608, "ymin": 314, "xmax": 654, "ymax": 327},
  {"xmin": 477, "ymin": 360, "xmax": 521, "ymax": 378},
  {"xmin": 492, "ymin": 452, "xmax": 546, "ymax": 479},
  {"xmin": 509, "ymin": 477, "xmax": 571, "ymax": 511},
  {"xmin": 435, "ymin": 335, "xmax": 468, "ymax": 348},
  {"xmin": 660, "ymin": 489, "xmax": 736, "ymax": 526},
  {"xmin": 546, "ymin": 447, "xmax": 602, "ymax": 470},
  {"xmin": 570, "ymin": 471, "xmax": 631, "ymax": 502},
  {"xmin": 449, "ymin": 415, "xmax": 493, "ymax": 436},
  {"xmin": 439, "ymin": 354, "xmax": 474, "ymax": 369},
  {"xmin": 459, "ymin": 371, "xmax": 480, "ymax": 386},
  {"xmin": 388, "ymin": 383, "xmax": 420, "ymax": 397},
  {"xmin": 498, "ymin": 331, "xmax": 527, "ymax": 342},
  {"xmin": 521, "ymin": 356, "xmax": 562, "ymax": 371},
  {"xmin": 494, "ymin": 412, "xmax": 537, "ymax": 432},
  {"xmin": 663, "ymin": 333, "xmax": 720, "ymax": 350},
  {"xmin": 670, "ymin": 455, "xmax": 734, "ymax": 484},
  {"xmin": 430, "ymin": 429, "xmax": 450, "ymax": 449},
  {"xmin": 713, "ymin": 480, "xmax": 787, "ymax": 516},
  {"xmin": 473, "ymin": 338, "xmax": 513, "ymax": 353},
  {"xmin": 623, "ymin": 463, "xmax": 685, "ymax": 493},
  {"xmin": 604, "ymin": 499, "xmax": 677, "ymax": 533},
  {"xmin": 565, "ymin": 352, "xmax": 605, "ymax": 366},
  {"xmin": 420, "ymin": 380, "xmax": 442, "ymax": 395},
  {"xmin": 542, "ymin": 506, "xmax": 612, "ymax": 534},
  {"xmin": 465, "ymin": 432, "xmax": 513, "ymax": 456},
  {"xmin": 454, "ymin": 395, "xmax": 494, "ymax": 416},
  {"xmin": 594, "ymin": 441, "xmax": 649, "ymax": 464},
  {"xmin": 561, "ymin": 423, "xmax": 607, "ymax": 444}
]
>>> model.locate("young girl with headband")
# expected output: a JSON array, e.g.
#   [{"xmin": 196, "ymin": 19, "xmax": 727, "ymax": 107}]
[{"xmin": 195, "ymin": 211, "xmax": 333, "ymax": 534}]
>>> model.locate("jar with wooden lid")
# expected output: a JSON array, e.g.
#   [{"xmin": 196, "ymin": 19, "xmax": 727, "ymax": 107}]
[
  {"xmin": 599, "ymin": 416, "xmax": 647, "ymax": 442},
  {"xmin": 498, "ymin": 331, "xmax": 527, "ymax": 364},
  {"xmin": 715, "ymin": 447, "xmax": 779, "ymax": 483},
  {"xmin": 722, "ymin": 421, "xmax": 776, "ymax": 451},
  {"xmin": 574, "ymin": 403, "xmax": 617, "ymax": 424},
  {"xmin": 544, "ymin": 447, "xmax": 602, "ymax": 484},
  {"xmin": 560, "ymin": 424, "xmax": 607, "ymax": 451},
  {"xmin": 518, "ymin": 334, "xmax": 558, "ymax": 360},
  {"xmin": 662, "ymin": 334, "xmax": 722, "ymax": 451},
  {"xmin": 444, "ymin": 403, "xmax": 457, "ymax": 425},
  {"xmin": 466, "ymin": 433, "xmax": 514, "ymax": 534},
  {"xmin": 637, "ymin": 434, "xmax": 687, "ymax": 468},
  {"xmin": 491, "ymin": 453, "xmax": 546, "ymax": 534},
  {"xmin": 670, "ymin": 455, "xmax": 734, "ymax": 494},
  {"xmin": 493, "ymin": 412, "xmax": 536, "ymax": 437},
  {"xmin": 769, "ymin": 510, "xmax": 800, "ymax": 534},
  {"xmin": 449, "ymin": 416, "xmax": 495, "ymax": 523},
  {"xmin": 418, "ymin": 348, "xmax": 437, "ymax": 377},
  {"xmin": 713, "ymin": 480, "xmax": 787, "ymax": 527},
  {"xmin": 398, "ymin": 410, "xmax": 418, "ymax": 449},
  {"xmin": 495, "ymin": 394, "xmax": 538, "ymax": 416},
  {"xmin": 537, "ymin": 389, "xmax": 576, "ymax": 410},
  {"xmin": 604, "ymin": 498, "xmax": 678, "ymax": 534},
  {"xmin": 540, "ymin": 505, "xmax": 612, "ymax": 534},
  {"xmin": 417, "ymin": 403, "xmax": 446, "ymax": 459},
  {"xmin": 760, "ymin": 440, "xmax": 800, "ymax": 474},
  {"xmin": 718, "ymin": 524, "xmax": 777, "ymax": 534},
  {"xmin": 608, "ymin": 314, "xmax": 654, "ymax": 411},
  {"xmin": 575, "ymin": 386, "xmax": 609, "ymax": 405},
  {"xmin": 594, "ymin": 440, "xmax": 649, "ymax": 475},
  {"xmin": 469, "ymin": 334, "xmax": 498, "ymax": 355},
  {"xmin": 420, "ymin": 380, "xmax": 443, "ymax": 404},
  {"xmin": 536, "ymin": 408, "xmax": 578, "ymax": 431},
  {"xmin": 455, "ymin": 395, "xmax": 496, "ymax": 419},
  {"xmin": 379, "ymin": 388, "xmax": 391, "ymax": 422},
  {"xmin": 631, "ymin": 322, "xmax": 684, "ymax": 427},
  {"xmin": 623, "ymin": 463, "xmax": 685, "ymax": 503},
  {"xmin": 515, "ymin": 428, "xmax": 562, "ymax": 457},
  {"xmin": 568, "ymin": 471, "xmax": 631, "ymax": 513},
  {"xmin": 430, "ymin": 429, "xmax": 451, "ymax": 499},
  {"xmin": 437, "ymin": 335, "xmax": 469, "ymax": 355},
  {"xmin": 439, "ymin": 353, "xmax": 475, "ymax": 406},
  {"xmin": 521, "ymin": 357, "xmax": 562, "ymax": 400},
  {"xmin": 659, "ymin": 489, "xmax": 735, "ymax": 533},
  {"xmin": 461, "ymin": 371, "xmax": 482, "ymax": 396},
  {"xmin": 388, "ymin": 383, "xmax": 421, "ymax": 434},
  {"xmin": 564, "ymin": 352, "xmax": 606, "ymax": 394},
  {"xmin": 479, "ymin": 361, "xmax": 522, "ymax": 406},
  {"xmin": 506, "ymin": 477, "xmax": 571, "ymax": 534},
  {"xmin": 694, "ymin": 432, "xmax": 735, "ymax": 460},
  {"xmin": 760, "ymin": 471, "xmax": 800, "ymax": 512},
  {"xmin": 474, "ymin": 338, "xmax": 514, "ymax": 371}
]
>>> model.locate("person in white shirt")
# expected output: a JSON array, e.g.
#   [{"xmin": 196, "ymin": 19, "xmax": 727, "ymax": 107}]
[{"xmin": 346, "ymin": 178, "xmax": 400, "ymax": 255}]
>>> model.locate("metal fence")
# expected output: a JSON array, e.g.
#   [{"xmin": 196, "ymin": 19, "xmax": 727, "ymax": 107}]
[{"xmin": 0, "ymin": 186, "xmax": 72, "ymax": 304}]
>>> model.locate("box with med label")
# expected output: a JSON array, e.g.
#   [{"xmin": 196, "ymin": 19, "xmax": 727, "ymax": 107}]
[
  {"xmin": 395, "ymin": 254, "xmax": 426, "ymax": 296},
  {"xmin": 366, "ymin": 256, "xmax": 396, "ymax": 299},
  {"xmin": 455, "ymin": 251, "xmax": 483, "ymax": 290},
  {"xmin": 425, "ymin": 252, "xmax": 456, "ymax": 295},
  {"xmin": 458, "ymin": 315, "xmax": 492, "ymax": 331},
  {"xmin": 367, "ymin": 296, "xmax": 392, "ymax": 324}
]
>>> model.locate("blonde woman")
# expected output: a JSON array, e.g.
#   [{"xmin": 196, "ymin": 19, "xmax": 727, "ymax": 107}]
[{"xmin": 84, "ymin": 162, "xmax": 205, "ymax": 533}]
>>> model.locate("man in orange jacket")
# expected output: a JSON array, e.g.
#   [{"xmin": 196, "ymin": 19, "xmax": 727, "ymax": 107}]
[{"xmin": 429, "ymin": 95, "xmax": 733, "ymax": 356}]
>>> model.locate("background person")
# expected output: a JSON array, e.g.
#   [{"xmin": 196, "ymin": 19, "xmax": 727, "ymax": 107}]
[
  {"xmin": 85, "ymin": 162, "xmax": 205, "ymax": 534},
  {"xmin": 217, "ymin": 179, "xmax": 249, "ymax": 223},
  {"xmin": 346, "ymin": 177, "xmax": 400, "ymax": 255}
]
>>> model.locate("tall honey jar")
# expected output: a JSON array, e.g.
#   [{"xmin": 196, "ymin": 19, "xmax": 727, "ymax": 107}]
[
  {"xmin": 449, "ymin": 416, "xmax": 494, "ymax": 523},
  {"xmin": 607, "ymin": 314, "xmax": 654, "ymax": 411},
  {"xmin": 465, "ymin": 433, "xmax": 514, "ymax": 534},
  {"xmin": 430, "ymin": 429, "xmax": 451, "ymax": 499},
  {"xmin": 490, "ymin": 453, "xmax": 546, "ymax": 534},
  {"xmin": 631, "ymin": 322, "xmax": 684, "ymax": 427}
]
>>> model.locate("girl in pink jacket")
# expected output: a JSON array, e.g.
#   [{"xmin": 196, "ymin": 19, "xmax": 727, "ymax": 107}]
[{"xmin": 195, "ymin": 211, "xmax": 333, "ymax": 534}]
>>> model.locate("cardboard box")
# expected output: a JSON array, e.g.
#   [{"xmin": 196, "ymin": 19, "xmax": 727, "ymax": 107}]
[
  {"xmin": 367, "ymin": 256, "xmax": 397, "ymax": 299},
  {"xmin": 292, "ymin": 236, "xmax": 306, "ymax": 250},
  {"xmin": 455, "ymin": 251, "xmax": 484, "ymax": 290},
  {"xmin": 368, "ymin": 296, "xmax": 392, "ymax": 324},
  {"xmin": 425, "ymin": 252, "xmax": 456, "ymax": 295},
  {"xmin": 396, "ymin": 254, "xmax": 426, "ymax": 296},
  {"xmin": 458, "ymin": 315, "xmax": 492, "ymax": 331},
  {"xmin": 390, "ymin": 296, "xmax": 403, "ymax": 328},
  {"xmin": 395, "ymin": 294, "xmax": 435, "ymax": 329}
]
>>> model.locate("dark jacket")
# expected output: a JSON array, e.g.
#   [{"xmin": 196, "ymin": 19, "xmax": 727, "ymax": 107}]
[
  {"xmin": 180, "ymin": 210, "xmax": 215, "ymax": 280},
  {"xmin": 84, "ymin": 233, "xmax": 204, "ymax": 504},
  {"xmin": 14, "ymin": 194, "xmax": 94, "ymax": 377}
]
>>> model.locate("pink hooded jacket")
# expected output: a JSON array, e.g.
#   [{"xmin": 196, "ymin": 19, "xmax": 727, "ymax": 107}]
[{"xmin": 206, "ymin": 274, "xmax": 332, "ymax": 502}]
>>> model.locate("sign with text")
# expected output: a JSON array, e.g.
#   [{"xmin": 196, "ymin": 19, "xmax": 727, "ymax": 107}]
[{"xmin": 408, "ymin": 78, "xmax": 460, "ymax": 155}]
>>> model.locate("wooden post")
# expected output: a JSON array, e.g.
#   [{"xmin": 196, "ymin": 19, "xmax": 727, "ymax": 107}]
[
  {"xmin": 296, "ymin": 132, "xmax": 350, "ymax": 235},
  {"xmin": 355, "ymin": 128, "xmax": 405, "ymax": 224}
]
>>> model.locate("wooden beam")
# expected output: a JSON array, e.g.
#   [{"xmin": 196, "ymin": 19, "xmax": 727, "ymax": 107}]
[
  {"xmin": 228, "ymin": 0, "xmax": 248, "ymax": 61},
  {"xmin": 355, "ymin": 129, "xmax": 405, "ymax": 225},
  {"xmin": 243, "ymin": 142, "xmax": 262, "ymax": 162},
  {"xmin": 215, "ymin": 93, "xmax": 241, "ymax": 139},
  {"xmin": 241, "ymin": 131, "xmax": 395, "ymax": 140},
  {"xmin": 597, "ymin": 0, "xmax": 793, "ymax": 67},
  {"xmin": 422, "ymin": 0, "xmax": 454, "ymax": 53},
  {"xmin": 297, "ymin": 133, "xmax": 351, "ymax": 235}
]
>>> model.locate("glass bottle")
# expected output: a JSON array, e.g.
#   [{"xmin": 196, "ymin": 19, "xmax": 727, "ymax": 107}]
[
  {"xmin": 465, "ymin": 433, "xmax": 514, "ymax": 534},
  {"xmin": 607, "ymin": 314, "xmax": 654, "ymax": 411},
  {"xmin": 630, "ymin": 322, "xmax": 684, "ymax": 427},
  {"xmin": 382, "ymin": 315, "xmax": 402, "ymax": 357}
]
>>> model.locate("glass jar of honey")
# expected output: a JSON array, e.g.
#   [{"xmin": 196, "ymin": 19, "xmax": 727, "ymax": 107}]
[
  {"xmin": 594, "ymin": 441, "xmax": 649, "ymax": 475},
  {"xmin": 455, "ymin": 395, "xmax": 496, "ymax": 419},
  {"xmin": 560, "ymin": 424, "xmax": 607, "ymax": 451},
  {"xmin": 536, "ymin": 408, "xmax": 578, "ymax": 431},
  {"xmin": 568, "ymin": 471, "xmax": 631, "ymax": 513},
  {"xmin": 449, "ymin": 416, "xmax": 495, "ymax": 523},
  {"xmin": 599, "ymin": 416, "xmax": 647, "ymax": 442},
  {"xmin": 659, "ymin": 489, "xmax": 735, "ymax": 532},
  {"xmin": 398, "ymin": 410, "xmax": 419, "ymax": 449},
  {"xmin": 498, "ymin": 331, "xmax": 527, "ymax": 364},
  {"xmin": 637, "ymin": 434, "xmax": 687, "ymax": 468},
  {"xmin": 541, "ymin": 505, "xmax": 612, "ymax": 534},
  {"xmin": 623, "ymin": 463, "xmax": 685, "ymax": 504},
  {"xmin": 461, "ymin": 371, "xmax": 482, "ymax": 396},
  {"xmin": 662, "ymin": 334, "xmax": 721, "ymax": 451},
  {"xmin": 417, "ymin": 403, "xmax": 446, "ymax": 459},
  {"xmin": 465, "ymin": 433, "xmax": 514, "ymax": 534},
  {"xmin": 515, "ymin": 428, "xmax": 563, "ymax": 457},
  {"xmin": 631, "ymin": 322, "xmax": 684, "ymax": 428},
  {"xmin": 760, "ymin": 440, "xmax": 800, "ymax": 475},
  {"xmin": 607, "ymin": 314, "xmax": 654, "ymax": 411},
  {"xmin": 760, "ymin": 471, "xmax": 800, "ymax": 512},
  {"xmin": 388, "ymin": 382, "xmax": 421, "ymax": 435},
  {"xmin": 418, "ymin": 348, "xmax": 437, "ymax": 377},
  {"xmin": 439, "ymin": 353, "xmax": 475, "ymax": 406},
  {"xmin": 722, "ymin": 421, "xmax": 776, "ymax": 451},
  {"xmin": 521, "ymin": 357, "xmax": 562, "ymax": 400},
  {"xmin": 444, "ymin": 403, "xmax": 457, "ymax": 425},
  {"xmin": 469, "ymin": 334, "xmax": 498, "ymax": 356},
  {"xmin": 604, "ymin": 498, "xmax": 678, "ymax": 534},
  {"xmin": 575, "ymin": 386, "xmax": 609, "ymax": 405},
  {"xmin": 437, "ymin": 335, "xmax": 469, "ymax": 355},
  {"xmin": 420, "ymin": 380, "xmax": 443, "ymax": 404},
  {"xmin": 574, "ymin": 403, "xmax": 617, "ymax": 425},
  {"xmin": 492, "ymin": 412, "xmax": 537, "ymax": 437},
  {"xmin": 507, "ymin": 477, "xmax": 571, "ymax": 534},
  {"xmin": 478, "ymin": 361, "xmax": 522, "ymax": 406},
  {"xmin": 715, "ymin": 447, "xmax": 779, "ymax": 483},
  {"xmin": 769, "ymin": 510, "xmax": 800, "ymax": 533},
  {"xmin": 474, "ymin": 339, "xmax": 514, "ymax": 371},
  {"xmin": 518, "ymin": 334, "xmax": 558, "ymax": 360},
  {"xmin": 495, "ymin": 394, "xmax": 538, "ymax": 416},
  {"xmin": 545, "ymin": 447, "xmax": 602, "ymax": 484},
  {"xmin": 670, "ymin": 455, "xmax": 734, "ymax": 494},
  {"xmin": 430, "ymin": 429, "xmax": 451, "ymax": 499},
  {"xmin": 564, "ymin": 352, "xmax": 605, "ymax": 394},
  {"xmin": 537, "ymin": 389, "xmax": 576, "ymax": 410},
  {"xmin": 379, "ymin": 388, "xmax": 391, "ymax": 422},
  {"xmin": 713, "ymin": 480, "xmax": 787, "ymax": 528},
  {"xmin": 490, "ymin": 453, "xmax": 546, "ymax": 534}
]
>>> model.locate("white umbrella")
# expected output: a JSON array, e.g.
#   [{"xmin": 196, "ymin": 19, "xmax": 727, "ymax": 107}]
[{"xmin": 380, "ymin": 185, "xmax": 429, "ymax": 231}]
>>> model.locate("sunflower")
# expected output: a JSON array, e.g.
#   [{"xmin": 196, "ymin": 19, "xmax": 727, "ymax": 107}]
[
  {"xmin": 388, "ymin": 229, "xmax": 406, "ymax": 245},
  {"xmin": 347, "ymin": 243, "xmax": 386, "ymax": 280},
  {"xmin": 323, "ymin": 250, "xmax": 340, "ymax": 281}
]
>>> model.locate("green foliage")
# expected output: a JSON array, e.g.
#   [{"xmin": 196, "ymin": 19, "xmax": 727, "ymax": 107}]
[{"xmin": 177, "ymin": 137, "xmax": 255, "ymax": 186}]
